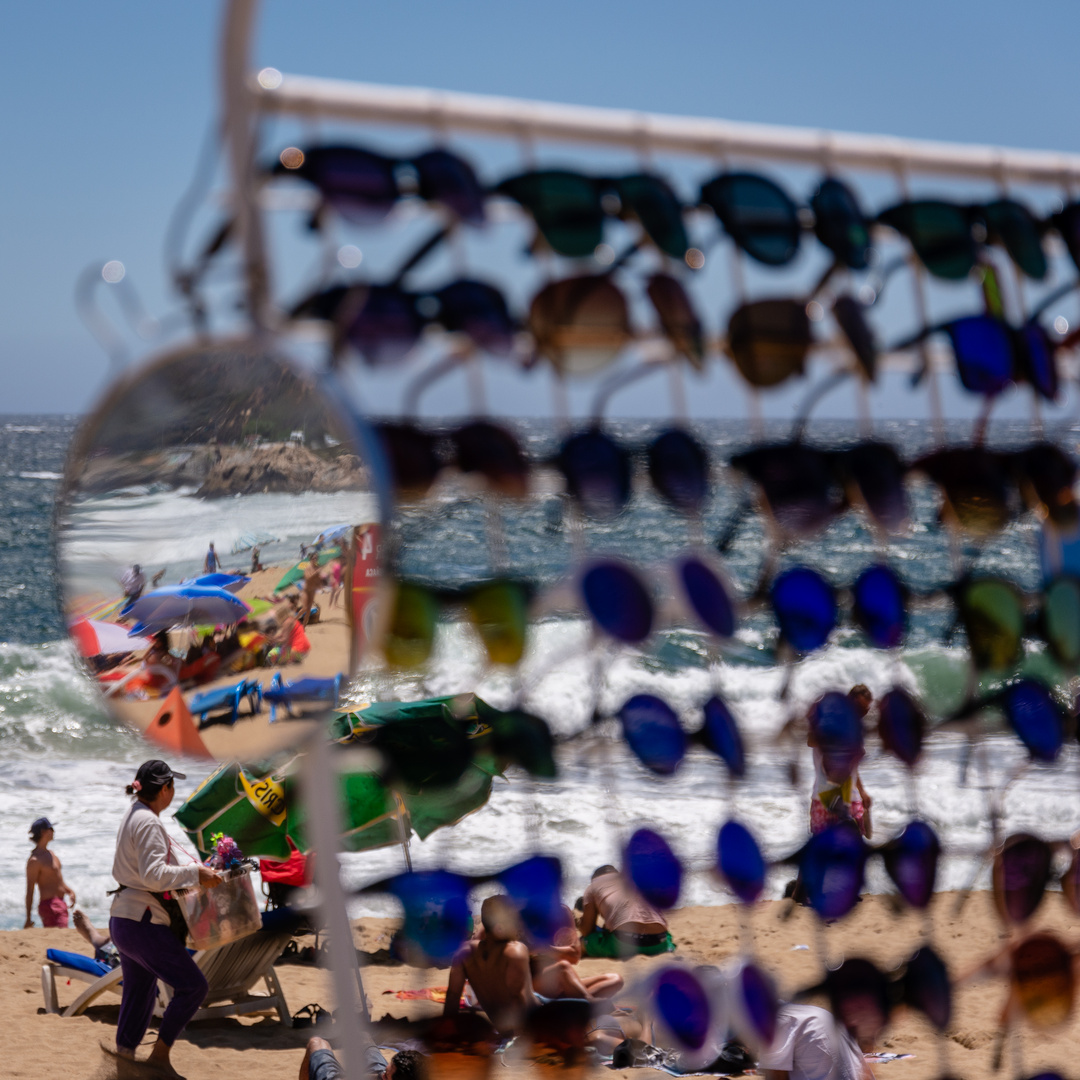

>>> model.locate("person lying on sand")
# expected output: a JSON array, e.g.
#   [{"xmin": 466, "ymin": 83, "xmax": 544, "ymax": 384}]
[
  {"xmin": 444, "ymin": 896, "xmax": 540, "ymax": 1035},
  {"xmin": 577, "ymin": 865, "xmax": 674, "ymax": 958},
  {"xmin": 531, "ymin": 904, "xmax": 623, "ymax": 1002},
  {"xmin": 300, "ymin": 1035, "xmax": 427, "ymax": 1080},
  {"xmin": 25, "ymin": 818, "xmax": 75, "ymax": 928}
]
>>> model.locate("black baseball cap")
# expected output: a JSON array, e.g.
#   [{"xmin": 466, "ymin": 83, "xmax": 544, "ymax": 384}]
[
  {"xmin": 29, "ymin": 817, "xmax": 53, "ymax": 838},
  {"xmin": 134, "ymin": 760, "xmax": 186, "ymax": 789}
]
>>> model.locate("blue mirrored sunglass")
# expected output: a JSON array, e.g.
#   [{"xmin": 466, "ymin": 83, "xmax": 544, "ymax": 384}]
[
  {"xmin": 851, "ymin": 563, "xmax": 907, "ymax": 649},
  {"xmin": 581, "ymin": 560, "xmax": 654, "ymax": 643},
  {"xmin": 624, "ymin": 827, "xmax": 682, "ymax": 909},
  {"xmin": 653, "ymin": 967, "xmax": 712, "ymax": 1051},
  {"xmin": 618, "ymin": 693, "xmax": 687, "ymax": 774},
  {"xmin": 770, "ymin": 566, "xmax": 838, "ymax": 653},
  {"xmin": 717, "ymin": 819, "xmax": 766, "ymax": 904}
]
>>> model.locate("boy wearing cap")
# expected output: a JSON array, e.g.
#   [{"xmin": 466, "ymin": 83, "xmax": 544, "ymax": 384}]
[{"xmin": 25, "ymin": 818, "xmax": 76, "ymax": 928}]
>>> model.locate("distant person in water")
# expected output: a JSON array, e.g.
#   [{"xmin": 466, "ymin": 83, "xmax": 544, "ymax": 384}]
[
  {"xmin": 577, "ymin": 866, "xmax": 674, "ymax": 958},
  {"xmin": 25, "ymin": 818, "xmax": 75, "ymax": 928},
  {"xmin": 204, "ymin": 542, "xmax": 219, "ymax": 573},
  {"xmin": 120, "ymin": 564, "xmax": 145, "ymax": 604}
]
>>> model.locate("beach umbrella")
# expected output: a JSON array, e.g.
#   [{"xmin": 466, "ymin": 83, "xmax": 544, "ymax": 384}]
[
  {"xmin": 122, "ymin": 584, "xmax": 251, "ymax": 637},
  {"xmin": 182, "ymin": 572, "xmax": 251, "ymax": 593},
  {"xmin": 313, "ymin": 524, "xmax": 352, "ymax": 546},
  {"xmin": 273, "ymin": 546, "xmax": 342, "ymax": 594},
  {"xmin": 69, "ymin": 618, "xmax": 151, "ymax": 657},
  {"xmin": 232, "ymin": 531, "xmax": 278, "ymax": 554}
]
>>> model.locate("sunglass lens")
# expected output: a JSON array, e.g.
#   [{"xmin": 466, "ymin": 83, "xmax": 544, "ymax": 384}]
[
  {"xmin": 528, "ymin": 275, "xmax": 632, "ymax": 375},
  {"xmin": 654, "ymin": 968, "xmax": 711, "ymax": 1051},
  {"xmin": 882, "ymin": 820, "xmax": 940, "ymax": 909},
  {"xmin": 1053, "ymin": 202, "xmax": 1080, "ymax": 271},
  {"xmin": 946, "ymin": 316, "xmax": 1015, "ymax": 396},
  {"xmin": 851, "ymin": 564, "xmax": 907, "ymax": 649},
  {"xmin": 376, "ymin": 423, "xmax": 442, "ymax": 495},
  {"xmin": 373, "ymin": 712, "xmax": 473, "ymax": 787},
  {"xmin": 726, "ymin": 300, "xmax": 812, "ymax": 387},
  {"xmin": 1015, "ymin": 323, "xmax": 1059, "ymax": 401},
  {"xmin": 798, "ymin": 821, "xmax": 867, "ymax": 920},
  {"xmin": 434, "ymin": 280, "xmax": 517, "ymax": 355},
  {"xmin": 490, "ymin": 708, "xmax": 556, "ymax": 778},
  {"xmin": 770, "ymin": 567, "xmax": 838, "ymax": 653},
  {"xmin": 581, "ymin": 562, "xmax": 654, "ymax": 643},
  {"xmin": 465, "ymin": 580, "xmax": 529, "ymax": 665},
  {"xmin": 957, "ymin": 578, "xmax": 1025, "ymax": 670},
  {"xmin": 677, "ymin": 556, "xmax": 736, "ymax": 638},
  {"xmin": 346, "ymin": 285, "xmax": 425, "ymax": 365},
  {"xmin": 903, "ymin": 946, "xmax": 952, "ymax": 1031},
  {"xmin": 616, "ymin": 174, "xmax": 689, "ymax": 258},
  {"xmin": 717, "ymin": 820, "xmax": 766, "ymax": 904},
  {"xmin": 411, "ymin": 149, "xmax": 487, "ymax": 225},
  {"xmin": 825, "ymin": 959, "xmax": 891, "ymax": 1046},
  {"xmin": 877, "ymin": 200, "xmax": 976, "ymax": 280},
  {"xmin": 811, "ymin": 177, "xmax": 871, "ymax": 270},
  {"xmin": 738, "ymin": 963, "xmax": 779, "ymax": 1047},
  {"xmin": 995, "ymin": 834, "xmax": 1053, "ymax": 924},
  {"xmin": 648, "ymin": 429, "xmax": 710, "ymax": 513},
  {"xmin": 498, "ymin": 170, "xmax": 604, "ymax": 257},
  {"xmin": 556, "ymin": 428, "xmax": 632, "ymax": 517},
  {"xmin": 1012, "ymin": 933, "xmax": 1075, "ymax": 1028},
  {"xmin": 624, "ymin": 828, "xmax": 683, "ymax": 909},
  {"xmin": 730, "ymin": 444, "xmax": 840, "ymax": 535},
  {"xmin": 496, "ymin": 855, "xmax": 563, "ymax": 944},
  {"xmin": 618, "ymin": 693, "xmax": 687, "ymax": 774},
  {"xmin": 700, "ymin": 173, "xmax": 801, "ymax": 266},
  {"xmin": 383, "ymin": 582, "xmax": 439, "ymax": 668},
  {"xmin": 1001, "ymin": 679, "xmax": 1064, "ymax": 763},
  {"xmin": 388, "ymin": 870, "xmax": 472, "ymax": 964},
  {"xmin": 808, "ymin": 691, "xmax": 865, "ymax": 782},
  {"xmin": 832, "ymin": 294, "xmax": 878, "ymax": 379},
  {"xmin": 451, "ymin": 421, "xmax": 529, "ymax": 497},
  {"xmin": 877, "ymin": 686, "xmax": 926, "ymax": 767},
  {"xmin": 981, "ymin": 199, "xmax": 1047, "ymax": 280},
  {"xmin": 284, "ymin": 146, "xmax": 399, "ymax": 221},
  {"xmin": 915, "ymin": 448, "xmax": 1012, "ymax": 535},
  {"xmin": 647, "ymin": 273, "xmax": 705, "ymax": 367},
  {"xmin": 701, "ymin": 695, "xmax": 746, "ymax": 777},
  {"xmin": 839, "ymin": 441, "xmax": 908, "ymax": 532},
  {"xmin": 1043, "ymin": 576, "xmax": 1080, "ymax": 668},
  {"xmin": 1013, "ymin": 443, "xmax": 1078, "ymax": 529}
]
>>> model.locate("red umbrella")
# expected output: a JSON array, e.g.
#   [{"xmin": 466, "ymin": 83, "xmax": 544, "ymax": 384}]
[{"xmin": 70, "ymin": 619, "xmax": 151, "ymax": 657}]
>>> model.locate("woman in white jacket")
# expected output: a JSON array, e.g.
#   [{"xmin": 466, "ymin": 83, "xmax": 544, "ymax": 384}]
[{"xmin": 109, "ymin": 759, "xmax": 222, "ymax": 1076}]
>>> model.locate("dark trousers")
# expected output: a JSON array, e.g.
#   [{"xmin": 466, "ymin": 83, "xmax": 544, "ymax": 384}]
[{"xmin": 110, "ymin": 910, "xmax": 208, "ymax": 1051}]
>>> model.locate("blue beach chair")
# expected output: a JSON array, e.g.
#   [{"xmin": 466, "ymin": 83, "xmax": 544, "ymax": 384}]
[
  {"xmin": 189, "ymin": 678, "xmax": 262, "ymax": 729},
  {"xmin": 263, "ymin": 672, "xmax": 343, "ymax": 722}
]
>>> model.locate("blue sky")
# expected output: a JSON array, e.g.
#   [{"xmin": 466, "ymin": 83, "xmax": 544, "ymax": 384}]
[{"xmin": 3, "ymin": 1, "xmax": 1080, "ymax": 420}]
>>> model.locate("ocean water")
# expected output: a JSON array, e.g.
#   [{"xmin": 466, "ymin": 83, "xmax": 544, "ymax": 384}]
[{"xmin": 1, "ymin": 414, "xmax": 1078, "ymax": 929}]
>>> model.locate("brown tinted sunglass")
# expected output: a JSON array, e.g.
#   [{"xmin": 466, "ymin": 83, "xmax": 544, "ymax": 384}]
[{"xmin": 1011, "ymin": 932, "xmax": 1075, "ymax": 1028}]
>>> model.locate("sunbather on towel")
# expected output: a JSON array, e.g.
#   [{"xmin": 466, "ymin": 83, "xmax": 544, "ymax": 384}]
[
  {"xmin": 301, "ymin": 1035, "xmax": 427, "ymax": 1080},
  {"xmin": 25, "ymin": 817, "xmax": 75, "ymax": 928},
  {"xmin": 577, "ymin": 865, "xmax": 674, "ymax": 958},
  {"xmin": 444, "ymin": 895, "xmax": 539, "ymax": 1035},
  {"xmin": 531, "ymin": 904, "xmax": 623, "ymax": 1002}
]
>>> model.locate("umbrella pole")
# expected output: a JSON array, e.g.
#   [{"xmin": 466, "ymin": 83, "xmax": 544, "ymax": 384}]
[
  {"xmin": 300, "ymin": 728, "xmax": 371, "ymax": 1078},
  {"xmin": 393, "ymin": 792, "xmax": 412, "ymax": 871}
]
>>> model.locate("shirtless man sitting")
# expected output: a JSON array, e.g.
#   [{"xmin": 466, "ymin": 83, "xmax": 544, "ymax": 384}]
[
  {"xmin": 577, "ymin": 865, "xmax": 673, "ymax": 958},
  {"xmin": 444, "ymin": 896, "xmax": 539, "ymax": 1035},
  {"xmin": 25, "ymin": 818, "xmax": 75, "ymax": 928},
  {"xmin": 531, "ymin": 904, "xmax": 623, "ymax": 1002}
]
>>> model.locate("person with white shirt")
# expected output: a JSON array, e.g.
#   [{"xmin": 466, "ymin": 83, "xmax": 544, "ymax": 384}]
[
  {"xmin": 759, "ymin": 1003, "xmax": 873, "ymax": 1080},
  {"xmin": 109, "ymin": 759, "xmax": 223, "ymax": 1078}
]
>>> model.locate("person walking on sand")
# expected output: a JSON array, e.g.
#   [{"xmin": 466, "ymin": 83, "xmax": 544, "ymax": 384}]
[
  {"xmin": 807, "ymin": 686, "xmax": 873, "ymax": 839},
  {"xmin": 25, "ymin": 818, "xmax": 76, "ymax": 928},
  {"xmin": 204, "ymin": 542, "xmax": 219, "ymax": 573},
  {"xmin": 109, "ymin": 760, "xmax": 222, "ymax": 1078}
]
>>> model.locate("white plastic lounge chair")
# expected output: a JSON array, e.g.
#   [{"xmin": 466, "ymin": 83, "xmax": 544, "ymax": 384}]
[{"xmin": 42, "ymin": 928, "xmax": 294, "ymax": 1025}]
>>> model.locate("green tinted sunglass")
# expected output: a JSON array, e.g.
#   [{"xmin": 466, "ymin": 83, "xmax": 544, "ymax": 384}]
[
  {"xmin": 380, "ymin": 578, "xmax": 533, "ymax": 669},
  {"xmin": 877, "ymin": 198, "xmax": 1047, "ymax": 281},
  {"xmin": 497, "ymin": 169, "xmax": 689, "ymax": 258}
]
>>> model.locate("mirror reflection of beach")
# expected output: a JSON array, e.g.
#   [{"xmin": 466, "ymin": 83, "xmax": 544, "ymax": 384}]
[{"xmin": 55, "ymin": 344, "xmax": 379, "ymax": 763}]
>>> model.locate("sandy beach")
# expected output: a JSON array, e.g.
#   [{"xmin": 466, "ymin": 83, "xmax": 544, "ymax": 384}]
[{"xmin": 6, "ymin": 889, "xmax": 1080, "ymax": 1080}]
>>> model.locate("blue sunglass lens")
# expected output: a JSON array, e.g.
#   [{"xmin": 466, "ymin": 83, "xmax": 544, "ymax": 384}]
[
  {"xmin": 798, "ymin": 821, "xmax": 867, "ymax": 921},
  {"xmin": 808, "ymin": 691, "xmax": 864, "ymax": 783},
  {"xmin": 496, "ymin": 856, "xmax": 563, "ymax": 945},
  {"xmin": 348, "ymin": 285, "xmax": 425, "ymax": 365},
  {"xmin": 852, "ymin": 564, "xmax": 906, "ymax": 649},
  {"xmin": 739, "ymin": 962, "xmax": 779, "ymax": 1046},
  {"xmin": 1001, "ymin": 679, "xmax": 1064, "ymax": 763},
  {"xmin": 618, "ymin": 694, "xmax": 687, "ymax": 774},
  {"xmin": 654, "ymin": 968, "xmax": 711, "ymax": 1050},
  {"xmin": 904, "ymin": 946, "xmax": 952, "ymax": 1031},
  {"xmin": 947, "ymin": 316, "xmax": 1014, "ymax": 397},
  {"xmin": 678, "ymin": 557, "xmax": 736, "ymax": 638},
  {"xmin": 877, "ymin": 686, "xmax": 925, "ymax": 767},
  {"xmin": 717, "ymin": 820, "xmax": 766, "ymax": 904},
  {"xmin": 557, "ymin": 430, "xmax": 631, "ymax": 517},
  {"xmin": 625, "ymin": 828, "xmax": 682, "ymax": 909},
  {"xmin": 388, "ymin": 870, "xmax": 472, "ymax": 965},
  {"xmin": 435, "ymin": 280, "xmax": 515, "ymax": 353},
  {"xmin": 647, "ymin": 429, "xmax": 710, "ymax": 513},
  {"xmin": 411, "ymin": 148, "xmax": 487, "ymax": 225},
  {"xmin": 581, "ymin": 562, "xmax": 654, "ymax": 643},
  {"xmin": 701, "ymin": 695, "xmax": 746, "ymax": 777},
  {"xmin": 770, "ymin": 566, "xmax": 837, "ymax": 652},
  {"xmin": 882, "ymin": 820, "xmax": 940, "ymax": 909},
  {"xmin": 1018, "ymin": 323, "xmax": 1058, "ymax": 400}
]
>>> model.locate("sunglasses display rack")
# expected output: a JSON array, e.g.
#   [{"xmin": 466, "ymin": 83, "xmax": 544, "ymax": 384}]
[{"xmin": 57, "ymin": 2, "xmax": 1080, "ymax": 1078}]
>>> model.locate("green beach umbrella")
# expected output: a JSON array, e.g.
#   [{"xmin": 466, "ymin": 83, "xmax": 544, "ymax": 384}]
[{"xmin": 273, "ymin": 547, "xmax": 342, "ymax": 594}]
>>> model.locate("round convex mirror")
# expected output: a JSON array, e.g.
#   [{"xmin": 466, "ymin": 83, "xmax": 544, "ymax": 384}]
[{"xmin": 56, "ymin": 340, "xmax": 384, "ymax": 763}]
